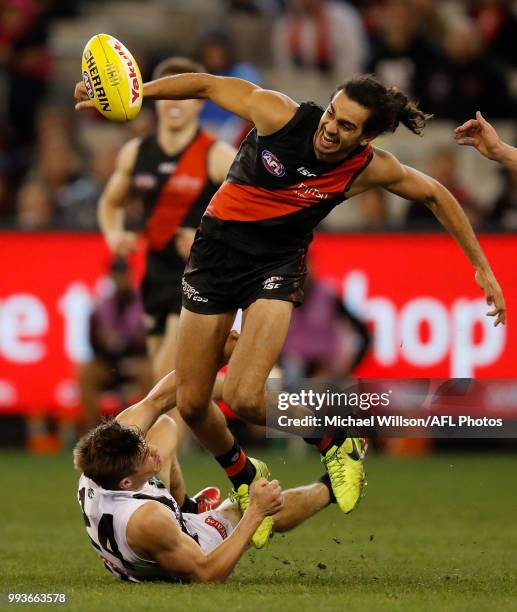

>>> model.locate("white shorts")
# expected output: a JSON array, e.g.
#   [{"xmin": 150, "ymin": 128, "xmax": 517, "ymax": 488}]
[{"xmin": 183, "ymin": 500, "xmax": 241, "ymax": 554}]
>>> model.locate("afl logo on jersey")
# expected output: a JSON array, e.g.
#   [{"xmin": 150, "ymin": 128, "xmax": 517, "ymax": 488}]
[{"xmin": 261, "ymin": 150, "xmax": 286, "ymax": 177}]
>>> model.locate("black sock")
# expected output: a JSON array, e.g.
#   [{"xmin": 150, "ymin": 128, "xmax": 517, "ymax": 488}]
[
  {"xmin": 215, "ymin": 438, "xmax": 257, "ymax": 489},
  {"xmin": 180, "ymin": 495, "xmax": 198, "ymax": 514},
  {"xmin": 319, "ymin": 473, "xmax": 336, "ymax": 504}
]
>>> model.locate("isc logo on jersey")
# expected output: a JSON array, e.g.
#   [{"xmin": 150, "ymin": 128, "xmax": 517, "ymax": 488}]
[
  {"xmin": 261, "ymin": 150, "xmax": 286, "ymax": 177},
  {"xmin": 81, "ymin": 33, "xmax": 143, "ymax": 123}
]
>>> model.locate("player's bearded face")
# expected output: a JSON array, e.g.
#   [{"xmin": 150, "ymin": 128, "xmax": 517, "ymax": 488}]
[
  {"xmin": 314, "ymin": 92, "xmax": 371, "ymax": 161},
  {"xmin": 156, "ymin": 98, "xmax": 204, "ymax": 131}
]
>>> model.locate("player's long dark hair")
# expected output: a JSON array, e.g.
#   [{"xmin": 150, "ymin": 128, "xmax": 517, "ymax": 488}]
[
  {"xmin": 335, "ymin": 74, "xmax": 433, "ymax": 137},
  {"xmin": 73, "ymin": 419, "xmax": 148, "ymax": 490}
]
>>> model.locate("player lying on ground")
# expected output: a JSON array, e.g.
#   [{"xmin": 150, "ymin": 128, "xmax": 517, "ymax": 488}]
[
  {"xmin": 455, "ymin": 110, "xmax": 517, "ymax": 171},
  {"xmin": 73, "ymin": 349, "xmax": 334, "ymax": 583},
  {"xmin": 75, "ymin": 71, "xmax": 506, "ymax": 550}
]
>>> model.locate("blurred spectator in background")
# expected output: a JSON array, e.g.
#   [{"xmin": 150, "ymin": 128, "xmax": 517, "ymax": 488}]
[
  {"xmin": 15, "ymin": 177, "xmax": 55, "ymax": 229},
  {"xmin": 469, "ymin": 0, "xmax": 517, "ymax": 68},
  {"xmin": 422, "ymin": 16, "xmax": 513, "ymax": 120},
  {"xmin": 281, "ymin": 267, "xmax": 370, "ymax": 387},
  {"xmin": 59, "ymin": 143, "xmax": 120, "ymax": 229},
  {"xmin": 356, "ymin": 187, "xmax": 389, "ymax": 229},
  {"xmin": 0, "ymin": 0, "xmax": 53, "ymax": 148},
  {"xmin": 223, "ymin": 0, "xmax": 279, "ymax": 14},
  {"xmin": 273, "ymin": 0, "xmax": 367, "ymax": 78},
  {"xmin": 406, "ymin": 147, "xmax": 482, "ymax": 228},
  {"xmin": 79, "ymin": 258, "xmax": 151, "ymax": 428},
  {"xmin": 488, "ymin": 167, "xmax": 517, "ymax": 230},
  {"xmin": 197, "ymin": 29, "xmax": 262, "ymax": 144},
  {"xmin": 366, "ymin": 0, "xmax": 443, "ymax": 103}
]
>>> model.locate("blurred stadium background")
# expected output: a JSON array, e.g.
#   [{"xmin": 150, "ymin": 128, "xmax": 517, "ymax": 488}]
[{"xmin": 1, "ymin": 0, "xmax": 517, "ymax": 607}]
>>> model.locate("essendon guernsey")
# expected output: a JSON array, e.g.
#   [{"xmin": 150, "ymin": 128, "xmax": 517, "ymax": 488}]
[
  {"xmin": 133, "ymin": 129, "xmax": 218, "ymax": 279},
  {"xmin": 201, "ymin": 102, "xmax": 372, "ymax": 255}
]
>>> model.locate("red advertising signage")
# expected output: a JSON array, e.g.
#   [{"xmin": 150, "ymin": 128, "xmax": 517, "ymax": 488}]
[
  {"xmin": 311, "ymin": 233, "xmax": 516, "ymax": 378},
  {"xmin": 0, "ymin": 232, "xmax": 515, "ymax": 414}
]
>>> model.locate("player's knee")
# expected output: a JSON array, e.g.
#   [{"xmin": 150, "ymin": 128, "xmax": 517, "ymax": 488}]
[
  {"xmin": 222, "ymin": 384, "xmax": 264, "ymax": 425},
  {"xmin": 176, "ymin": 389, "xmax": 210, "ymax": 426}
]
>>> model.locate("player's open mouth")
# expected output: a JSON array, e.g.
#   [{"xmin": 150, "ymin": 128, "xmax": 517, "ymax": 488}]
[{"xmin": 320, "ymin": 130, "xmax": 339, "ymax": 149}]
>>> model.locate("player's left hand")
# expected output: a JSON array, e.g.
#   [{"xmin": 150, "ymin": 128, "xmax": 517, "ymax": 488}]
[
  {"xmin": 475, "ymin": 268, "xmax": 506, "ymax": 326},
  {"xmin": 175, "ymin": 227, "xmax": 196, "ymax": 260}
]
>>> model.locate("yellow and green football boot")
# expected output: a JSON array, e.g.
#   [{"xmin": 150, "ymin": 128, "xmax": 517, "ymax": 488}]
[
  {"xmin": 230, "ymin": 457, "xmax": 274, "ymax": 549},
  {"xmin": 322, "ymin": 437, "xmax": 367, "ymax": 513}
]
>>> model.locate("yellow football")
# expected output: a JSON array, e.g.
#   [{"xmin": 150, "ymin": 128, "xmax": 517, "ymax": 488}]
[{"xmin": 81, "ymin": 33, "xmax": 143, "ymax": 122}]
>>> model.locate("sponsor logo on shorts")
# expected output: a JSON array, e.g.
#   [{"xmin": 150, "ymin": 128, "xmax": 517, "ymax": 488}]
[
  {"xmin": 204, "ymin": 515, "xmax": 228, "ymax": 540},
  {"xmin": 263, "ymin": 276, "xmax": 284, "ymax": 290},
  {"xmin": 261, "ymin": 150, "xmax": 286, "ymax": 177},
  {"xmin": 82, "ymin": 70, "xmax": 94, "ymax": 99},
  {"xmin": 182, "ymin": 278, "xmax": 208, "ymax": 303}
]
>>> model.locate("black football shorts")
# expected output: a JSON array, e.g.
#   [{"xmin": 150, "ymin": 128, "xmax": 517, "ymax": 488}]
[
  {"xmin": 141, "ymin": 271, "xmax": 184, "ymax": 335},
  {"xmin": 182, "ymin": 231, "xmax": 308, "ymax": 315}
]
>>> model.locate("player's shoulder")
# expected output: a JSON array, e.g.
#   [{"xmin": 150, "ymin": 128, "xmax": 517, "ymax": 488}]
[
  {"xmin": 250, "ymin": 88, "xmax": 300, "ymax": 136},
  {"xmin": 208, "ymin": 139, "xmax": 238, "ymax": 183},
  {"xmin": 364, "ymin": 147, "xmax": 404, "ymax": 183},
  {"xmin": 117, "ymin": 137, "xmax": 143, "ymax": 172}
]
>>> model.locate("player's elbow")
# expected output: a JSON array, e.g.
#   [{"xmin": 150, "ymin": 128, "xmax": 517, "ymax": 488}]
[{"xmin": 190, "ymin": 560, "xmax": 229, "ymax": 583}]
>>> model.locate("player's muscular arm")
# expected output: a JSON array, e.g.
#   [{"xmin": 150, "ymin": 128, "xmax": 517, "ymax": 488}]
[
  {"xmin": 116, "ymin": 331, "xmax": 239, "ymax": 433},
  {"xmin": 366, "ymin": 149, "xmax": 506, "ymax": 326},
  {"xmin": 129, "ymin": 480, "xmax": 282, "ymax": 582},
  {"xmin": 144, "ymin": 74, "xmax": 299, "ymax": 136},
  {"xmin": 98, "ymin": 138, "xmax": 140, "ymax": 256}
]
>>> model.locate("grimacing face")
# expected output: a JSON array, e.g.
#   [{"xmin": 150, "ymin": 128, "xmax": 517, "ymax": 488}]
[
  {"xmin": 313, "ymin": 90, "xmax": 372, "ymax": 162},
  {"xmin": 155, "ymin": 98, "xmax": 204, "ymax": 132}
]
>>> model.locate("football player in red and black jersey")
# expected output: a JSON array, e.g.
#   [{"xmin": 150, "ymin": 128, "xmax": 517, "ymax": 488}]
[
  {"xmin": 76, "ymin": 71, "xmax": 506, "ymax": 549},
  {"xmin": 96, "ymin": 57, "xmax": 236, "ymax": 383}
]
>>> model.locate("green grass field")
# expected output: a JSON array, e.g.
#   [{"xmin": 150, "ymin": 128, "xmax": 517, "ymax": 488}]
[{"xmin": 1, "ymin": 449, "xmax": 516, "ymax": 611}]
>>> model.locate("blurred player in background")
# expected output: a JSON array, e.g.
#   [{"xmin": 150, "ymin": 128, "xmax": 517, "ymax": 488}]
[
  {"xmin": 97, "ymin": 57, "xmax": 236, "ymax": 383},
  {"xmin": 74, "ymin": 355, "xmax": 336, "ymax": 583},
  {"xmin": 75, "ymin": 70, "xmax": 506, "ymax": 550},
  {"xmin": 79, "ymin": 257, "xmax": 152, "ymax": 428}
]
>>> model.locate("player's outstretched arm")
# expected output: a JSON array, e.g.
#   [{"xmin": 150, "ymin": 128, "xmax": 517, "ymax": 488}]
[
  {"xmin": 370, "ymin": 149, "xmax": 506, "ymax": 326},
  {"xmin": 454, "ymin": 111, "xmax": 517, "ymax": 170},
  {"xmin": 143, "ymin": 73, "xmax": 299, "ymax": 136},
  {"xmin": 129, "ymin": 479, "xmax": 282, "ymax": 582},
  {"xmin": 115, "ymin": 331, "xmax": 239, "ymax": 433},
  {"xmin": 116, "ymin": 370, "xmax": 178, "ymax": 434},
  {"xmin": 98, "ymin": 138, "xmax": 140, "ymax": 256},
  {"xmin": 75, "ymin": 74, "xmax": 298, "ymax": 135}
]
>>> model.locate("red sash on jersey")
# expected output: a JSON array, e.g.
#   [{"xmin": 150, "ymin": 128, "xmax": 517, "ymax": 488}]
[{"xmin": 145, "ymin": 131, "xmax": 216, "ymax": 251}]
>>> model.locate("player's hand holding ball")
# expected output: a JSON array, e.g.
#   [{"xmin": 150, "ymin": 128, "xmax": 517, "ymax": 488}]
[
  {"xmin": 75, "ymin": 34, "xmax": 143, "ymax": 122},
  {"xmin": 249, "ymin": 479, "xmax": 283, "ymax": 517}
]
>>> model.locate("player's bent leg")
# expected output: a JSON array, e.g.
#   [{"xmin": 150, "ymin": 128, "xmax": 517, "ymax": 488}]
[
  {"xmin": 272, "ymin": 482, "xmax": 331, "ymax": 533},
  {"xmin": 175, "ymin": 308, "xmax": 235, "ymax": 456},
  {"xmin": 223, "ymin": 299, "xmax": 293, "ymax": 425}
]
